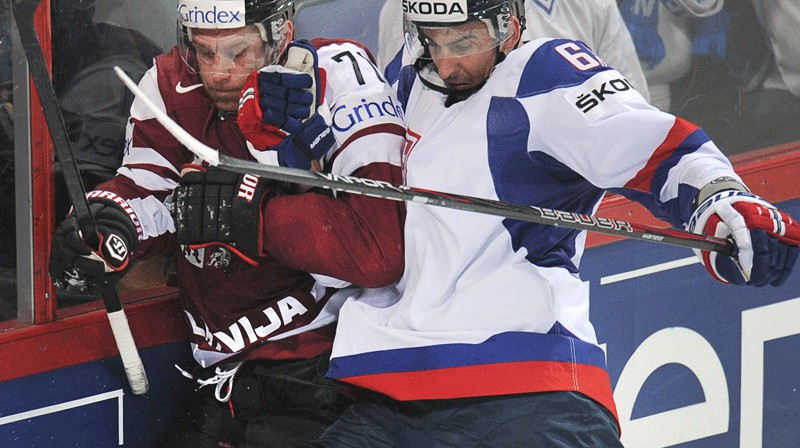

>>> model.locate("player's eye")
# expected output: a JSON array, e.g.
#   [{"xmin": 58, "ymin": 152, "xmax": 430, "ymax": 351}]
[
  {"xmin": 233, "ymin": 48, "xmax": 251, "ymax": 62},
  {"xmin": 451, "ymin": 43, "xmax": 473, "ymax": 55},
  {"xmin": 197, "ymin": 48, "xmax": 215, "ymax": 62}
]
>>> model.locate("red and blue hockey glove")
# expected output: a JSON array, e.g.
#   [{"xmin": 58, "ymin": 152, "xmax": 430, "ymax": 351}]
[
  {"xmin": 50, "ymin": 192, "xmax": 141, "ymax": 288},
  {"xmin": 173, "ymin": 165, "xmax": 277, "ymax": 266},
  {"xmin": 238, "ymin": 40, "xmax": 335, "ymax": 169},
  {"xmin": 271, "ymin": 112, "xmax": 335, "ymax": 170},
  {"xmin": 687, "ymin": 188, "xmax": 800, "ymax": 286}
]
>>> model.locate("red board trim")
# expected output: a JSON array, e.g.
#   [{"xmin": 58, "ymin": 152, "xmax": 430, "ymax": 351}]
[{"xmin": 0, "ymin": 294, "xmax": 188, "ymax": 382}]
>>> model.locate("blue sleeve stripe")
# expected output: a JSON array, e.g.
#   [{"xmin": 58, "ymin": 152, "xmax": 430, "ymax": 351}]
[
  {"xmin": 486, "ymin": 96, "xmax": 603, "ymax": 271},
  {"xmin": 650, "ymin": 128, "xmax": 712, "ymax": 200},
  {"xmin": 613, "ymin": 127, "xmax": 713, "ymax": 227}
]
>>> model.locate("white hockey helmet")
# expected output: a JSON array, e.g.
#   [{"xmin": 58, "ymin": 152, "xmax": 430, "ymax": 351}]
[
  {"xmin": 403, "ymin": 0, "xmax": 525, "ymax": 61},
  {"xmin": 177, "ymin": 0, "xmax": 294, "ymax": 75}
]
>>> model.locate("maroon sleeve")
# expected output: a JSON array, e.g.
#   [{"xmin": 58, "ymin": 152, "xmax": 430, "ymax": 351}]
[{"xmin": 262, "ymin": 161, "xmax": 405, "ymax": 288}]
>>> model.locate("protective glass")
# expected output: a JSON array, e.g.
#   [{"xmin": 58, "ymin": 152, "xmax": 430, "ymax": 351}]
[{"xmin": 403, "ymin": 2, "xmax": 513, "ymax": 61}]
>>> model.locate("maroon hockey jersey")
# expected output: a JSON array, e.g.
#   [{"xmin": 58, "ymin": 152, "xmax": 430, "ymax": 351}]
[{"xmin": 96, "ymin": 40, "xmax": 406, "ymax": 367}]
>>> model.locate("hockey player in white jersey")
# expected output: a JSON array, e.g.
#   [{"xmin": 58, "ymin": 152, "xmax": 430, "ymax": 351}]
[
  {"xmin": 619, "ymin": 0, "xmax": 724, "ymax": 111},
  {"xmin": 304, "ymin": 0, "xmax": 800, "ymax": 446},
  {"xmin": 750, "ymin": 0, "xmax": 800, "ymax": 99},
  {"xmin": 378, "ymin": 0, "xmax": 650, "ymax": 100}
]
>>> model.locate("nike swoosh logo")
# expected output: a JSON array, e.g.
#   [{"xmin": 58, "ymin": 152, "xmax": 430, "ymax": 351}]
[{"xmin": 175, "ymin": 82, "xmax": 203, "ymax": 94}]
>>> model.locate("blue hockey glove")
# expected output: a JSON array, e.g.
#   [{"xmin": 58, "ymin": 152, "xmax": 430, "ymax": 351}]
[
  {"xmin": 50, "ymin": 192, "xmax": 141, "ymax": 288},
  {"xmin": 272, "ymin": 111, "xmax": 335, "ymax": 170},
  {"xmin": 238, "ymin": 40, "xmax": 335, "ymax": 168},
  {"xmin": 173, "ymin": 165, "xmax": 278, "ymax": 266},
  {"xmin": 687, "ymin": 188, "xmax": 800, "ymax": 286}
]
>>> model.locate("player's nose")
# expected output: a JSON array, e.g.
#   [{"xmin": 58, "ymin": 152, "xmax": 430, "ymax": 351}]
[{"xmin": 436, "ymin": 57, "xmax": 461, "ymax": 83}]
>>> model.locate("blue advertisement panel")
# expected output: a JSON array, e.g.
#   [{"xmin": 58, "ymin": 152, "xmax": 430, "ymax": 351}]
[
  {"xmin": 0, "ymin": 343, "xmax": 193, "ymax": 447},
  {"xmin": 583, "ymin": 197, "xmax": 800, "ymax": 448}
]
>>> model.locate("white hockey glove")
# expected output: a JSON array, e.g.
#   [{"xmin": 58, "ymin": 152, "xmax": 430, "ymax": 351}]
[{"xmin": 687, "ymin": 180, "xmax": 800, "ymax": 286}]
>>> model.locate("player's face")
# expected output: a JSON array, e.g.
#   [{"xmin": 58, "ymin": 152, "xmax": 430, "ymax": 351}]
[
  {"xmin": 421, "ymin": 21, "xmax": 502, "ymax": 91},
  {"xmin": 191, "ymin": 27, "xmax": 268, "ymax": 112}
]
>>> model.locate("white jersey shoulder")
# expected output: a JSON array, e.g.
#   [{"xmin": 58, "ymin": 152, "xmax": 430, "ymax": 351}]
[{"xmin": 316, "ymin": 40, "xmax": 405, "ymax": 176}]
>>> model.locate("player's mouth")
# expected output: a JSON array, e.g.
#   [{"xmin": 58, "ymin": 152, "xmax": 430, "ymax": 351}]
[
  {"xmin": 446, "ymin": 82, "xmax": 475, "ymax": 91},
  {"xmin": 208, "ymin": 88, "xmax": 240, "ymax": 99}
]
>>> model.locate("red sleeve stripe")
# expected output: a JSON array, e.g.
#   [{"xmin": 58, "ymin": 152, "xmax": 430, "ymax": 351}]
[
  {"xmin": 330, "ymin": 123, "xmax": 407, "ymax": 166},
  {"xmin": 624, "ymin": 117, "xmax": 701, "ymax": 193}
]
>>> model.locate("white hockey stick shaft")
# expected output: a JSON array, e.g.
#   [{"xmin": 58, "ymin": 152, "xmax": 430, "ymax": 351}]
[
  {"xmin": 107, "ymin": 309, "xmax": 149, "ymax": 394},
  {"xmin": 115, "ymin": 67, "xmax": 735, "ymax": 256}
]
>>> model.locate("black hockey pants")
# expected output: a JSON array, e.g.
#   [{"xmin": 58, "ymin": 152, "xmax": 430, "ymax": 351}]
[{"xmin": 161, "ymin": 353, "xmax": 349, "ymax": 448}]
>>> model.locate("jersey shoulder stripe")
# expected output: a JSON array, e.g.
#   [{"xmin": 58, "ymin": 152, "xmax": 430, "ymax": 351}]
[
  {"xmin": 513, "ymin": 38, "xmax": 613, "ymax": 98},
  {"xmin": 384, "ymin": 49, "xmax": 403, "ymax": 85}
]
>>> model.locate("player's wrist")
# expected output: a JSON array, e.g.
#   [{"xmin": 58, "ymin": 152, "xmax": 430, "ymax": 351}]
[{"xmin": 693, "ymin": 176, "xmax": 749, "ymax": 210}]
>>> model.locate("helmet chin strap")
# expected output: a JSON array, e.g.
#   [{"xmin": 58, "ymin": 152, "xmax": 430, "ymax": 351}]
[
  {"xmin": 416, "ymin": 46, "xmax": 507, "ymax": 107},
  {"xmin": 443, "ymin": 79, "xmax": 486, "ymax": 107}
]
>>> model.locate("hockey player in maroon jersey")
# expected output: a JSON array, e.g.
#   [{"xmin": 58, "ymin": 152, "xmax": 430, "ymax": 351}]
[{"xmin": 48, "ymin": 0, "xmax": 405, "ymax": 446}]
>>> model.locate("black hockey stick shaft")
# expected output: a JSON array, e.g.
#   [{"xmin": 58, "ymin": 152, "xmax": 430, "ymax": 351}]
[
  {"xmin": 224, "ymin": 155, "xmax": 734, "ymax": 254},
  {"xmin": 14, "ymin": 0, "xmax": 149, "ymax": 394},
  {"xmin": 13, "ymin": 0, "xmax": 93, "ymax": 235},
  {"xmin": 115, "ymin": 67, "xmax": 735, "ymax": 256}
]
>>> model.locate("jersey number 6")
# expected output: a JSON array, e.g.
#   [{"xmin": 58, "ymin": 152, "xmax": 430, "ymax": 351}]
[{"xmin": 555, "ymin": 42, "xmax": 603, "ymax": 71}]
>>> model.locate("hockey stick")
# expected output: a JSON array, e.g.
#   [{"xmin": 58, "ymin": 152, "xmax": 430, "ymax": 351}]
[
  {"xmin": 14, "ymin": 0, "xmax": 149, "ymax": 394},
  {"xmin": 114, "ymin": 67, "xmax": 735, "ymax": 256}
]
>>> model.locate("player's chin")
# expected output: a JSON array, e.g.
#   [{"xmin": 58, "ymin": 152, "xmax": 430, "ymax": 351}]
[{"xmin": 209, "ymin": 91, "xmax": 240, "ymax": 113}]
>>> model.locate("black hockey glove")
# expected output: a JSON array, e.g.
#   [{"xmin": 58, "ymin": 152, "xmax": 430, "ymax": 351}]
[
  {"xmin": 50, "ymin": 192, "xmax": 140, "ymax": 288},
  {"xmin": 174, "ymin": 165, "xmax": 277, "ymax": 265}
]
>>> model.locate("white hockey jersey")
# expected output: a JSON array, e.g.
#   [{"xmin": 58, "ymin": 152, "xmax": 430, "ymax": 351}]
[
  {"xmin": 326, "ymin": 37, "xmax": 741, "ymax": 421},
  {"xmin": 751, "ymin": 0, "xmax": 800, "ymax": 96}
]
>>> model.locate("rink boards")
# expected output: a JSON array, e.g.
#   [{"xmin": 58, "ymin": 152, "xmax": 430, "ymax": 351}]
[
  {"xmin": 0, "ymin": 196, "xmax": 798, "ymax": 447},
  {"xmin": 584, "ymin": 196, "xmax": 800, "ymax": 448}
]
